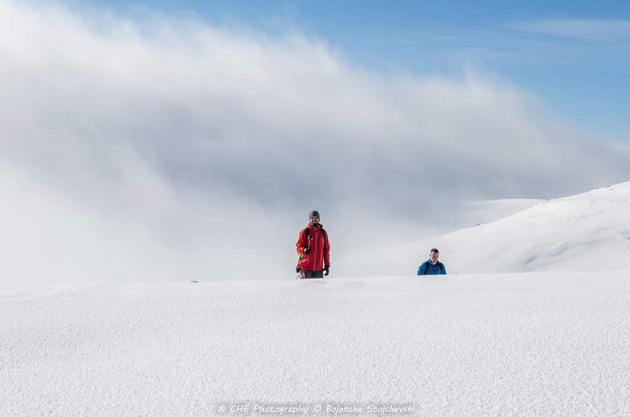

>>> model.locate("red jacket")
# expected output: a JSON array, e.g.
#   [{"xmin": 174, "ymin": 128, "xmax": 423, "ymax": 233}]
[{"xmin": 296, "ymin": 224, "xmax": 330, "ymax": 271}]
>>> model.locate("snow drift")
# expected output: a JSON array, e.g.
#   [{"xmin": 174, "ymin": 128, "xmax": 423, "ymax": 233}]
[{"xmin": 340, "ymin": 182, "xmax": 630, "ymax": 277}]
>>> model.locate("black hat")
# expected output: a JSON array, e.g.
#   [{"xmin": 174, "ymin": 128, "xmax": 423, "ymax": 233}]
[{"xmin": 309, "ymin": 210, "xmax": 320, "ymax": 219}]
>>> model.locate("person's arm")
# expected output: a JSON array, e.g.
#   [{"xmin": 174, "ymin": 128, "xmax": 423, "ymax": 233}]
[
  {"xmin": 417, "ymin": 262, "xmax": 425, "ymax": 276},
  {"xmin": 441, "ymin": 263, "xmax": 447, "ymax": 275},
  {"xmin": 296, "ymin": 229, "xmax": 308, "ymax": 256},
  {"xmin": 323, "ymin": 231, "xmax": 331, "ymax": 267}
]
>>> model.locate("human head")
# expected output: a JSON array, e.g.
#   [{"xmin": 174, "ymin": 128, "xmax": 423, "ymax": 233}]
[
  {"xmin": 429, "ymin": 248, "xmax": 439, "ymax": 262},
  {"xmin": 309, "ymin": 210, "xmax": 320, "ymax": 225}
]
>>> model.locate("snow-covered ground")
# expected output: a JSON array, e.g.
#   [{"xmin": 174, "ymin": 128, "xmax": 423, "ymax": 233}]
[
  {"xmin": 3, "ymin": 182, "xmax": 630, "ymax": 416},
  {"xmin": 2, "ymin": 272, "xmax": 629, "ymax": 416},
  {"xmin": 339, "ymin": 182, "xmax": 630, "ymax": 277}
]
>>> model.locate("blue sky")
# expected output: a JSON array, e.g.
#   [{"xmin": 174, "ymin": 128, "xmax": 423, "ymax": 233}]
[{"xmin": 75, "ymin": 0, "xmax": 630, "ymax": 140}]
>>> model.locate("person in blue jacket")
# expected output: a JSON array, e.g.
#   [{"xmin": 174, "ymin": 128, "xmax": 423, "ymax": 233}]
[{"xmin": 417, "ymin": 248, "xmax": 447, "ymax": 275}]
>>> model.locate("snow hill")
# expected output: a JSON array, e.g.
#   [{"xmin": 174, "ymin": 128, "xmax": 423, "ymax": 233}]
[
  {"xmin": 343, "ymin": 182, "xmax": 630, "ymax": 276},
  {"xmin": 2, "ymin": 273, "xmax": 629, "ymax": 416},
  {"xmin": 3, "ymin": 183, "xmax": 630, "ymax": 416}
]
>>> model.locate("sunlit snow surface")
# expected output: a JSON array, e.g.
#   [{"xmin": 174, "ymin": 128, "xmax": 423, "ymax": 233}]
[
  {"xmin": 340, "ymin": 183, "xmax": 630, "ymax": 277},
  {"xmin": 2, "ymin": 273, "xmax": 629, "ymax": 416}
]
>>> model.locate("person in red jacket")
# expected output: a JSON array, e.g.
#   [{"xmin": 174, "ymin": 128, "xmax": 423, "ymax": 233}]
[{"xmin": 296, "ymin": 210, "xmax": 331, "ymax": 279}]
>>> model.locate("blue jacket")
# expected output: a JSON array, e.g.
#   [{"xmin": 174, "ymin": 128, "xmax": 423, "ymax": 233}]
[{"xmin": 417, "ymin": 260, "xmax": 446, "ymax": 275}]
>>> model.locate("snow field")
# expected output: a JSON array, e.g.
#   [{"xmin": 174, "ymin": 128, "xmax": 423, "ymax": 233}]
[{"xmin": 2, "ymin": 272, "xmax": 629, "ymax": 416}]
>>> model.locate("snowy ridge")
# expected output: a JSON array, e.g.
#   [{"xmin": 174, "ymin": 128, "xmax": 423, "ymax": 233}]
[
  {"xmin": 3, "ymin": 183, "xmax": 630, "ymax": 416},
  {"xmin": 2, "ymin": 273, "xmax": 630, "ymax": 416},
  {"xmin": 342, "ymin": 182, "xmax": 630, "ymax": 276}
]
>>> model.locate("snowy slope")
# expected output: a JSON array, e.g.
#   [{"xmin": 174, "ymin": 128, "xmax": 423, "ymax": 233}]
[
  {"xmin": 342, "ymin": 182, "xmax": 630, "ymax": 276},
  {"xmin": 457, "ymin": 198, "xmax": 543, "ymax": 227},
  {"xmin": 2, "ymin": 273, "xmax": 630, "ymax": 416}
]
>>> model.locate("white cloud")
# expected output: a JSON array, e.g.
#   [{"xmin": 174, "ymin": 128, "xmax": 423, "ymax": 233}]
[
  {"xmin": 506, "ymin": 18, "xmax": 630, "ymax": 42},
  {"xmin": 1, "ymin": 1, "xmax": 630, "ymax": 282}
]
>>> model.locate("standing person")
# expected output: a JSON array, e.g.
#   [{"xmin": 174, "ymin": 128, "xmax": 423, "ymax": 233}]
[
  {"xmin": 417, "ymin": 248, "xmax": 447, "ymax": 275},
  {"xmin": 295, "ymin": 210, "xmax": 330, "ymax": 279}
]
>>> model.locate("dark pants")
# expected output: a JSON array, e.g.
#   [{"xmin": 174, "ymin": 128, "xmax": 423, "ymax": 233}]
[{"xmin": 300, "ymin": 269, "xmax": 324, "ymax": 279}]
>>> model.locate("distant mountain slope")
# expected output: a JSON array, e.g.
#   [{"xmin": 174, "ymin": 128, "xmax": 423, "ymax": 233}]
[
  {"xmin": 344, "ymin": 182, "xmax": 630, "ymax": 275},
  {"xmin": 457, "ymin": 198, "xmax": 543, "ymax": 227}
]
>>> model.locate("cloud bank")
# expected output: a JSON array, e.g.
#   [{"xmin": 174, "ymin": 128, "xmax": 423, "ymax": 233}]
[{"xmin": 1, "ymin": 1, "xmax": 629, "ymax": 281}]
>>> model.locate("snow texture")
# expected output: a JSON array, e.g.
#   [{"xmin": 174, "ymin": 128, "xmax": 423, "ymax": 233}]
[
  {"xmin": 3, "ymin": 182, "xmax": 630, "ymax": 416},
  {"xmin": 2, "ymin": 272, "xmax": 630, "ymax": 416},
  {"xmin": 339, "ymin": 182, "xmax": 630, "ymax": 277}
]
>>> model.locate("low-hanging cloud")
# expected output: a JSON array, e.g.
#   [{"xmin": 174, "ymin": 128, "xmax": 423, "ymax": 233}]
[{"xmin": 1, "ymin": 0, "xmax": 629, "ymax": 282}]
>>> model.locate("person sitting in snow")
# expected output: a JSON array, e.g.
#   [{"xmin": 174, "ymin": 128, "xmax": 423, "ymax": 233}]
[
  {"xmin": 417, "ymin": 248, "xmax": 447, "ymax": 275},
  {"xmin": 295, "ymin": 210, "xmax": 331, "ymax": 279}
]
